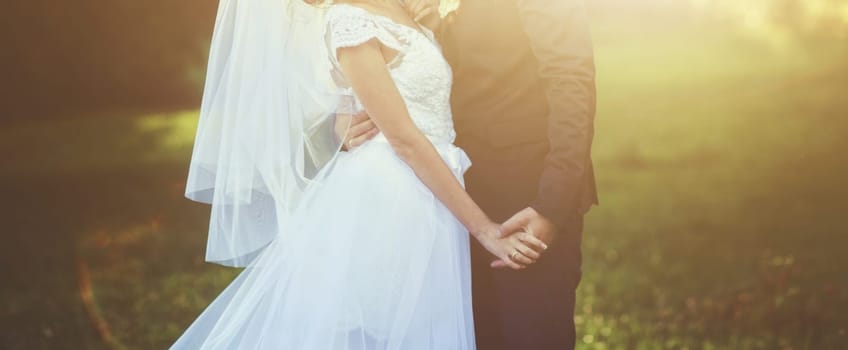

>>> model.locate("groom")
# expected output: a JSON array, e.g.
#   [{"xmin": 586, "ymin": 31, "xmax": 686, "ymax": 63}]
[{"xmin": 343, "ymin": 0, "xmax": 597, "ymax": 348}]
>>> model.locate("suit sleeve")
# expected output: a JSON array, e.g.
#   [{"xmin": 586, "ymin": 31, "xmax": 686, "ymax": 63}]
[{"xmin": 517, "ymin": 0, "xmax": 597, "ymax": 229}]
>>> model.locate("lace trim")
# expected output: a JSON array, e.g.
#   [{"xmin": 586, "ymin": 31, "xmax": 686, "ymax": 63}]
[{"xmin": 325, "ymin": 5, "xmax": 411, "ymax": 66}]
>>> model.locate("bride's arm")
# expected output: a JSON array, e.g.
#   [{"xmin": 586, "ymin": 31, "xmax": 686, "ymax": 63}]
[{"xmin": 337, "ymin": 40, "xmax": 542, "ymax": 269}]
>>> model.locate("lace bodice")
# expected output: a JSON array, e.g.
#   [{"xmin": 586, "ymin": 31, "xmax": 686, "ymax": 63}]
[{"xmin": 325, "ymin": 4, "xmax": 456, "ymax": 143}]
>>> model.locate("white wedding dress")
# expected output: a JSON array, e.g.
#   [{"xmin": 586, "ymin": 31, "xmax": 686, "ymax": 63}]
[{"xmin": 172, "ymin": 4, "xmax": 475, "ymax": 349}]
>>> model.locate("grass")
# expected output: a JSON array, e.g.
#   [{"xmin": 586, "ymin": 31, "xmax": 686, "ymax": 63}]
[
  {"xmin": 578, "ymin": 21, "xmax": 848, "ymax": 349},
  {"xmin": 1, "ymin": 19, "xmax": 847, "ymax": 350}
]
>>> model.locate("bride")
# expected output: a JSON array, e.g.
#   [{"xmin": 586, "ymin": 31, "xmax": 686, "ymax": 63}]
[{"xmin": 173, "ymin": 0, "xmax": 546, "ymax": 348}]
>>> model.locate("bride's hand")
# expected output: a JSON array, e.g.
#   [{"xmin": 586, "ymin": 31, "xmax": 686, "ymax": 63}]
[{"xmin": 473, "ymin": 222, "xmax": 547, "ymax": 270}]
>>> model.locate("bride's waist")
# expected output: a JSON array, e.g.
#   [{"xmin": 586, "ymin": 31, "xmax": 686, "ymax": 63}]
[
  {"xmin": 370, "ymin": 131, "xmax": 455, "ymax": 146},
  {"xmin": 364, "ymin": 134, "xmax": 471, "ymax": 174}
]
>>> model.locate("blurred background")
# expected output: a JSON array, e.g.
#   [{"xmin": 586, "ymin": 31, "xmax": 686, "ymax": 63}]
[{"xmin": 1, "ymin": 0, "xmax": 847, "ymax": 349}]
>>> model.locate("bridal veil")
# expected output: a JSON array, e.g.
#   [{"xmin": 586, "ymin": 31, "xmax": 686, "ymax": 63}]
[{"xmin": 185, "ymin": 0, "xmax": 348, "ymax": 267}]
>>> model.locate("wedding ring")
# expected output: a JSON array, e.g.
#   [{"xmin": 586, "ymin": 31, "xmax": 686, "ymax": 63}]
[{"xmin": 510, "ymin": 251, "xmax": 520, "ymax": 261}]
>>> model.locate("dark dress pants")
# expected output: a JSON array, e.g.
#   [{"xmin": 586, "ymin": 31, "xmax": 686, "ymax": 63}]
[{"xmin": 460, "ymin": 137, "xmax": 584, "ymax": 350}]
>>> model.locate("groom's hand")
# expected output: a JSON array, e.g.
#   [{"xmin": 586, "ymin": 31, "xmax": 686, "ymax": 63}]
[
  {"xmin": 402, "ymin": 0, "xmax": 439, "ymax": 22},
  {"xmin": 491, "ymin": 207, "xmax": 556, "ymax": 269},
  {"xmin": 335, "ymin": 111, "xmax": 378, "ymax": 150}
]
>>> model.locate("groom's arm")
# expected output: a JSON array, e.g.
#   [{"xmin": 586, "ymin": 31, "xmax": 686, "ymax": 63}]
[{"xmin": 518, "ymin": 0, "xmax": 596, "ymax": 229}]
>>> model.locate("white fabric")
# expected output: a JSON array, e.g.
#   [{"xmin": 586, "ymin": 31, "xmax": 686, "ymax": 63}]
[
  {"xmin": 325, "ymin": 5, "xmax": 456, "ymax": 143},
  {"xmin": 185, "ymin": 0, "xmax": 348, "ymax": 267},
  {"xmin": 173, "ymin": 3, "xmax": 475, "ymax": 350}
]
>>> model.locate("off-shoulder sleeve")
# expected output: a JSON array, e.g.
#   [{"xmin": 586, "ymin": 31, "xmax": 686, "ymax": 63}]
[{"xmin": 325, "ymin": 6, "xmax": 408, "ymax": 66}]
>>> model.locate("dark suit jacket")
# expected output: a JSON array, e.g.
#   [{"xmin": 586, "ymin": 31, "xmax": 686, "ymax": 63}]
[{"xmin": 442, "ymin": 0, "xmax": 598, "ymax": 228}]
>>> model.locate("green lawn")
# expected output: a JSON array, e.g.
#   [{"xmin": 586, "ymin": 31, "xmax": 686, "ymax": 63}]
[
  {"xmin": 1, "ymin": 20, "xmax": 846, "ymax": 350},
  {"xmin": 579, "ymin": 25, "xmax": 848, "ymax": 349}
]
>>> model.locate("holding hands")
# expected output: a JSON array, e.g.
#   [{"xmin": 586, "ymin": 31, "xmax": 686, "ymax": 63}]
[
  {"xmin": 473, "ymin": 221, "xmax": 547, "ymax": 270},
  {"xmin": 334, "ymin": 116, "xmax": 559, "ymax": 271},
  {"xmin": 489, "ymin": 207, "xmax": 558, "ymax": 269}
]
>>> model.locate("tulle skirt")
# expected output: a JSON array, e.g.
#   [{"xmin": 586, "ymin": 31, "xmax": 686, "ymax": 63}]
[{"xmin": 172, "ymin": 139, "xmax": 476, "ymax": 350}]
